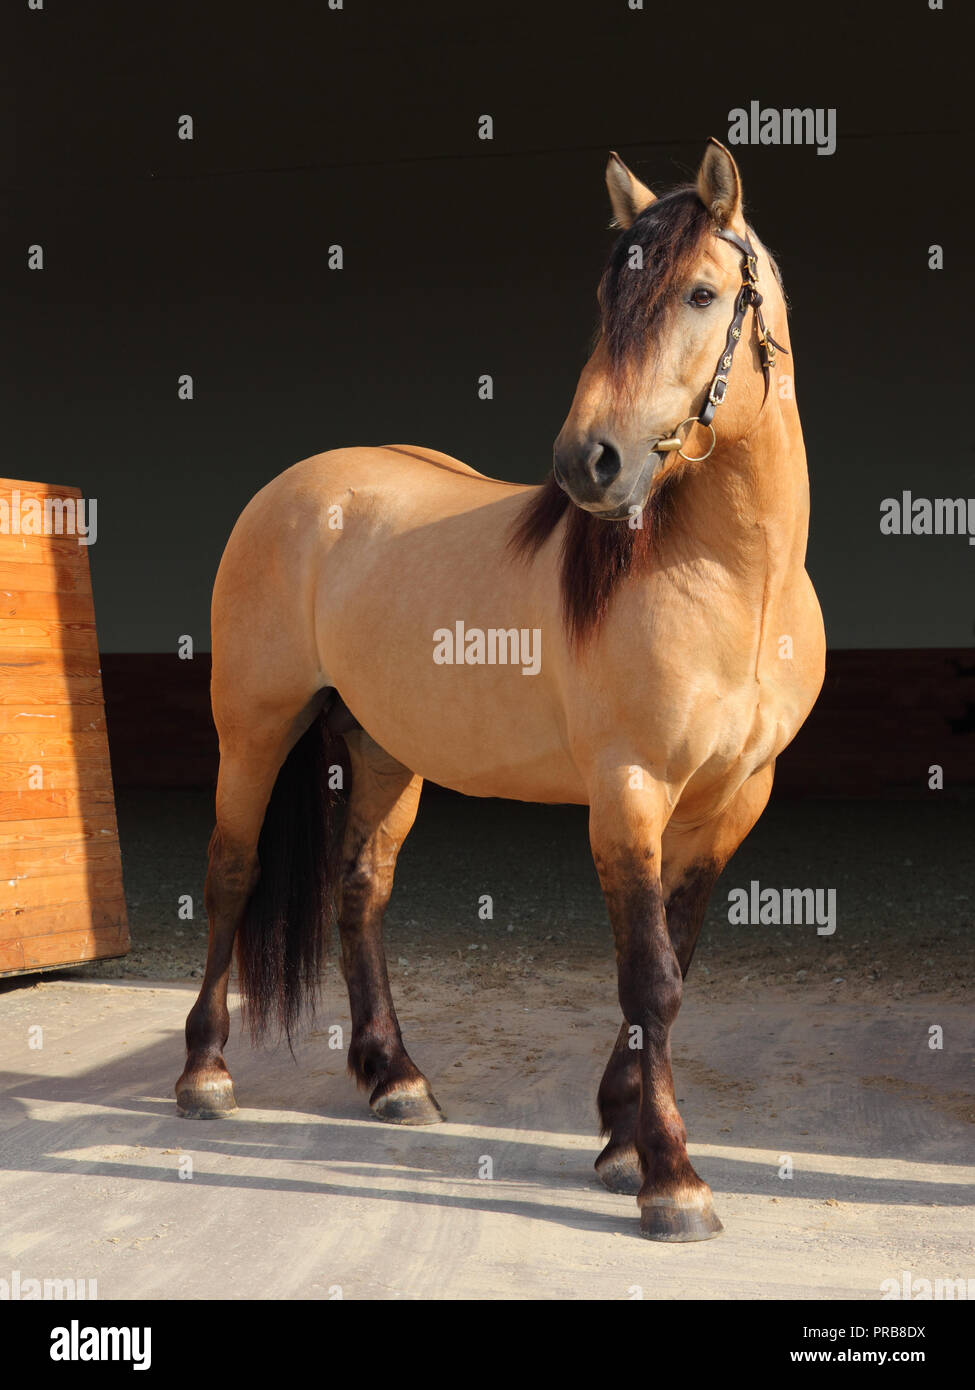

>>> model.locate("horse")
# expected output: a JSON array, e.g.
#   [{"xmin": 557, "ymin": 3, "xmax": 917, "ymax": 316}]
[{"xmin": 175, "ymin": 137, "xmax": 825, "ymax": 1242}]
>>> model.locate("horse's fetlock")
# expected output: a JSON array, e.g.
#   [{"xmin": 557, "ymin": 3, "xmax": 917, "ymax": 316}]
[{"xmin": 348, "ymin": 1020, "xmax": 403, "ymax": 1085}]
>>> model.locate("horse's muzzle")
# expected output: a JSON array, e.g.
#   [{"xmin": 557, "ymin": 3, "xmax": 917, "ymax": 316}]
[{"xmin": 553, "ymin": 432, "xmax": 658, "ymax": 519}]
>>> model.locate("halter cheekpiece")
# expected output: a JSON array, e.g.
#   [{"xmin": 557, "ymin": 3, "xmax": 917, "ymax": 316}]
[{"xmin": 656, "ymin": 227, "xmax": 787, "ymax": 462}]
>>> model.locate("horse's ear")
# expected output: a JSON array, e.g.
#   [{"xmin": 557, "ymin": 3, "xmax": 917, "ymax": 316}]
[
  {"xmin": 605, "ymin": 152, "xmax": 656, "ymax": 229},
  {"xmin": 696, "ymin": 137, "xmax": 744, "ymax": 228}
]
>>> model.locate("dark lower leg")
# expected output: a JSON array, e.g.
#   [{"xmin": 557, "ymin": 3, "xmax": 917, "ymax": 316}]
[
  {"xmin": 338, "ymin": 739, "xmax": 440, "ymax": 1124},
  {"xmin": 174, "ymin": 723, "xmax": 302, "ymax": 1118},
  {"xmin": 598, "ymin": 856, "xmax": 721, "ymax": 1240},
  {"xmin": 666, "ymin": 857, "xmax": 722, "ymax": 976},
  {"xmin": 594, "ymin": 1020, "xmax": 642, "ymax": 1191},
  {"xmin": 175, "ymin": 828, "xmax": 257, "ymax": 1116},
  {"xmin": 339, "ymin": 865, "xmax": 442, "ymax": 1124},
  {"xmin": 596, "ymin": 858, "xmax": 721, "ymax": 1194}
]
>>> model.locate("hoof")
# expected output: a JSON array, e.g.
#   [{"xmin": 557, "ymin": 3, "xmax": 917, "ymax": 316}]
[
  {"xmin": 595, "ymin": 1144, "xmax": 642, "ymax": 1196},
  {"xmin": 175, "ymin": 1075, "xmax": 238, "ymax": 1119},
  {"xmin": 370, "ymin": 1082, "xmax": 444, "ymax": 1126},
  {"xmin": 639, "ymin": 1195, "xmax": 723, "ymax": 1243}
]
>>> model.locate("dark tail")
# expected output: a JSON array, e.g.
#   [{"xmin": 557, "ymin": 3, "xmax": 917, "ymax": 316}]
[{"xmin": 235, "ymin": 709, "xmax": 347, "ymax": 1049}]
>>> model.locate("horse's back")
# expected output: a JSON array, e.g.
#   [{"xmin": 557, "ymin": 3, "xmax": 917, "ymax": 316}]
[
  {"xmin": 281, "ymin": 444, "xmax": 526, "ymax": 517},
  {"xmin": 214, "ymin": 442, "xmax": 534, "ymax": 643}
]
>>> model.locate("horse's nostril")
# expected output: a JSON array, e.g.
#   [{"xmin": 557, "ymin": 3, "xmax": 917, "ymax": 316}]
[{"xmin": 591, "ymin": 441, "xmax": 622, "ymax": 487}]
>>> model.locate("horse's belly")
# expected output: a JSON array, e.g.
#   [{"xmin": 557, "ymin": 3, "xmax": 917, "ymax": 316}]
[
  {"xmin": 330, "ymin": 653, "xmax": 587, "ymax": 802},
  {"xmin": 317, "ymin": 563, "xmax": 587, "ymax": 801}
]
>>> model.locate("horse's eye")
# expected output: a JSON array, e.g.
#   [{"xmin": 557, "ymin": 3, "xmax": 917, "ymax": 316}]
[{"xmin": 689, "ymin": 287, "xmax": 715, "ymax": 307}]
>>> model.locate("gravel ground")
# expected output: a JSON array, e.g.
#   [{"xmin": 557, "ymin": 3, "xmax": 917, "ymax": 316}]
[{"xmin": 73, "ymin": 788, "xmax": 974, "ymax": 1013}]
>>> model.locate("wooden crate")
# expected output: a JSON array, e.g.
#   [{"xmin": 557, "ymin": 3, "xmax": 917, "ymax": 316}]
[{"xmin": 0, "ymin": 479, "xmax": 129, "ymax": 974}]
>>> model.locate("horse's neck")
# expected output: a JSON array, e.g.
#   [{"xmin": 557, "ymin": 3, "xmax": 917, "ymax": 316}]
[{"xmin": 666, "ymin": 401, "xmax": 810, "ymax": 584}]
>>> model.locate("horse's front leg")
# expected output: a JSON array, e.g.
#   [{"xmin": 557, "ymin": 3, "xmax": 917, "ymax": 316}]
[
  {"xmin": 594, "ymin": 859, "xmax": 721, "ymax": 1197},
  {"xmin": 589, "ymin": 781, "xmax": 722, "ymax": 1242}
]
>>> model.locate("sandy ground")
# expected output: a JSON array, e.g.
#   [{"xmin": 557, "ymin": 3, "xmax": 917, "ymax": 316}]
[
  {"xmin": 0, "ymin": 792, "xmax": 972, "ymax": 1299},
  {"xmin": 1, "ymin": 975, "xmax": 972, "ymax": 1300}
]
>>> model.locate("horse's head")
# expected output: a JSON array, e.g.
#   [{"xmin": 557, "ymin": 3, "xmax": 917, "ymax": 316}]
[{"xmin": 554, "ymin": 139, "xmax": 785, "ymax": 520}]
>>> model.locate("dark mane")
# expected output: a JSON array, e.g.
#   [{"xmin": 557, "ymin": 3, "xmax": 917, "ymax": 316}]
[
  {"xmin": 508, "ymin": 468, "xmax": 685, "ymax": 645},
  {"xmin": 509, "ymin": 185, "xmax": 713, "ymax": 643},
  {"xmin": 601, "ymin": 185, "xmax": 714, "ymax": 386}
]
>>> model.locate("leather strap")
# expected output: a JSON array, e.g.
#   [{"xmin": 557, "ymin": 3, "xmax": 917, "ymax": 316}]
[{"xmin": 697, "ymin": 227, "xmax": 788, "ymax": 428}]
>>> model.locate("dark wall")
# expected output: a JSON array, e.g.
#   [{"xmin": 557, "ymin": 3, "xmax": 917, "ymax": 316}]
[{"xmin": 6, "ymin": 0, "xmax": 971, "ymax": 651}]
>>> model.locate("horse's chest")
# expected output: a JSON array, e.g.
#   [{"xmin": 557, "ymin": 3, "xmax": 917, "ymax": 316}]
[
  {"xmin": 738, "ymin": 688, "xmax": 790, "ymax": 768},
  {"xmin": 675, "ymin": 662, "xmax": 814, "ymax": 809}
]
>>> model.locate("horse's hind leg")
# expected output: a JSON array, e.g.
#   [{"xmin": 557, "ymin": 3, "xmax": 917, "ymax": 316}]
[
  {"xmin": 594, "ymin": 765, "xmax": 774, "ymax": 1202},
  {"xmin": 175, "ymin": 704, "xmax": 320, "ymax": 1117},
  {"xmin": 339, "ymin": 728, "xmax": 442, "ymax": 1125}
]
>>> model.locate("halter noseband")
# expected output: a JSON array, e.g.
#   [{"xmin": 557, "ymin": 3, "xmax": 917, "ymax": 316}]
[{"xmin": 655, "ymin": 228, "xmax": 787, "ymax": 462}]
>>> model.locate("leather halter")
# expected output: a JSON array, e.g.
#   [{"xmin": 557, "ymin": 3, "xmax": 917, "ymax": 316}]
[{"xmin": 656, "ymin": 227, "xmax": 787, "ymax": 461}]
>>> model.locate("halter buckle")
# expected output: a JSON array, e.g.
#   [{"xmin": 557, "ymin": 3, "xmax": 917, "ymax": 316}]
[
  {"xmin": 708, "ymin": 374, "xmax": 729, "ymax": 407},
  {"xmin": 756, "ymin": 326, "xmax": 777, "ymax": 368},
  {"xmin": 743, "ymin": 253, "xmax": 759, "ymax": 285}
]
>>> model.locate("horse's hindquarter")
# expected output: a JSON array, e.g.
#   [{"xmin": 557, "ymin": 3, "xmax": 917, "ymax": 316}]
[{"xmin": 305, "ymin": 447, "xmax": 589, "ymax": 802}]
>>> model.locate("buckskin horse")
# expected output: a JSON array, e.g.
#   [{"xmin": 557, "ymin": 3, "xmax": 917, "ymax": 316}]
[{"xmin": 176, "ymin": 138, "xmax": 825, "ymax": 1241}]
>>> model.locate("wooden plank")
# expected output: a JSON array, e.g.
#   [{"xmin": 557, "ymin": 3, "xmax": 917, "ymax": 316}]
[
  {"xmin": 1, "ymin": 895, "xmax": 127, "ymax": 940},
  {"xmin": 0, "ymin": 675, "xmax": 106, "ymax": 706},
  {"xmin": 0, "ymin": 530, "xmax": 89, "ymax": 558},
  {"xmin": 0, "ymin": 535, "xmax": 92, "ymax": 566},
  {"xmin": 0, "ymin": 618, "xmax": 99, "ymax": 654},
  {"xmin": 0, "ymin": 705, "xmax": 106, "ymax": 734},
  {"xmin": 0, "ymin": 649, "xmax": 103, "ymax": 678},
  {"xmin": 0, "ymin": 788, "xmax": 71, "ymax": 820},
  {"xmin": 0, "ymin": 899, "xmax": 126, "ymax": 940},
  {"xmin": 2, "ymin": 865, "xmax": 128, "ymax": 911},
  {"xmin": 0, "ymin": 480, "xmax": 83, "ymax": 500},
  {"xmin": 0, "ymin": 731, "xmax": 111, "ymax": 762},
  {"xmin": 0, "ymin": 559, "xmax": 89, "ymax": 591},
  {"xmin": 2, "ymin": 889, "xmax": 125, "ymax": 934},
  {"xmin": 0, "ymin": 922, "xmax": 129, "ymax": 976},
  {"xmin": 0, "ymin": 591, "xmax": 96, "ymax": 623},
  {"xmin": 0, "ymin": 760, "xmax": 114, "ymax": 792},
  {"xmin": 4, "ymin": 837, "xmax": 122, "ymax": 880},
  {"xmin": 6, "ymin": 912, "xmax": 127, "ymax": 946},
  {"xmin": 0, "ymin": 786, "xmax": 115, "ymax": 822},
  {"xmin": 0, "ymin": 814, "xmax": 120, "ymax": 848}
]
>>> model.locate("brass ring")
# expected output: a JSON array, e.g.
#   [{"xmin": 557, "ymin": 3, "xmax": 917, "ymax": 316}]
[{"xmin": 674, "ymin": 417, "xmax": 717, "ymax": 462}]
